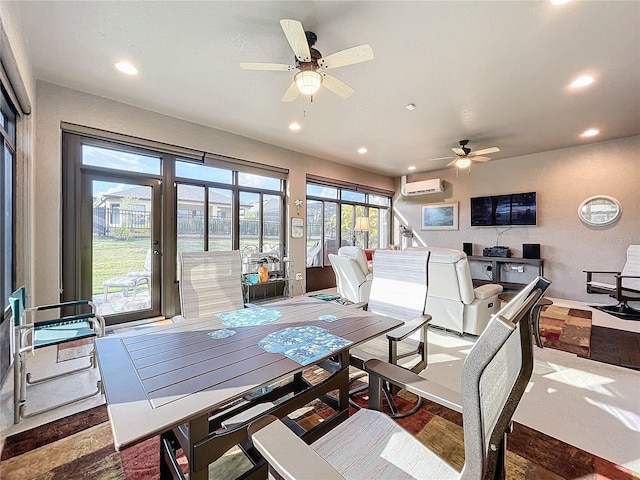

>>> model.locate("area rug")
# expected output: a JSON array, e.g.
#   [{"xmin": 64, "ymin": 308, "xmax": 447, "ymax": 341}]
[
  {"xmin": 539, "ymin": 305, "xmax": 592, "ymax": 357},
  {"xmin": 2, "ymin": 389, "xmax": 638, "ymax": 479}
]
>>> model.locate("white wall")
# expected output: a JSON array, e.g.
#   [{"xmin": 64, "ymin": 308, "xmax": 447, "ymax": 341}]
[
  {"xmin": 33, "ymin": 81, "xmax": 394, "ymax": 305},
  {"xmin": 393, "ymin": 136, "xmax": 640, "ymax": 302}
]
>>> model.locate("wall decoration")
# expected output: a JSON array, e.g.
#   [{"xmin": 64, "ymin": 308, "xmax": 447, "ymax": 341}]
[
  {"xmin": 421, "ymin": 202, "xmax": 459, "ymax": 230},
  {"xmin": 578, "ymin": 195, "xmax": 621, "ymax": 226},
  {"xmin": 294, "ymin": 199, "xmax": 303, "ymax": 216},
  {"xmin": 291, "ymin": 217, "xmax": 304, "ymax": 238}
]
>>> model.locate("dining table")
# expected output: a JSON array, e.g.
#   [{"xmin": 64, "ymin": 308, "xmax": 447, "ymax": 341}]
[{"xmin": 95, "ymin": 295, "xmax": 403, "ymax": 480}]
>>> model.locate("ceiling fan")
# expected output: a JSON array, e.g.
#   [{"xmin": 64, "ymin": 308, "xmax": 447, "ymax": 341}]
[
  {"xmin": 429, "ymin": 140, "xmax": 500, "ymax": 169},
  {"xmin": 240, "ymin": 19, "xmax": 374, "ymax": 102}
]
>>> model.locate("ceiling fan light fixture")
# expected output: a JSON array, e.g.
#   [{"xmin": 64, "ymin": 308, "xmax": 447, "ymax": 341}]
[
  {"xmin": 456, "ymin": 158, "xmax": 472, "ymax": 169},
  {"xmin": 294, "ymin": 69, "xmax": 322, "ymax": 96}
]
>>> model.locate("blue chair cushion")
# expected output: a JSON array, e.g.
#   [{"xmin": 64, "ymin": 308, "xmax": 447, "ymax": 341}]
[{"xmin": 33, "ymin": 320, "xmax": 97, "ymax": 349}]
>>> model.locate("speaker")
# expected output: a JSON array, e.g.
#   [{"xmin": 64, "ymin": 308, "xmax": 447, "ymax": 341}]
[
  {"xmin": 463, "ymin": 242, "xmax": 473, "ymax": 256},
  {"xmin": 523, "ymin": 243, "xmax": 540, "ymax": 259}
]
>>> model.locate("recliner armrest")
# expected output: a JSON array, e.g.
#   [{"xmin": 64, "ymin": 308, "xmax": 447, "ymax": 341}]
[
  {"xmin": 365, "ymin": 358, "xmax": 462, "ymax": 413},
  {"xmin": 474, "ymin": 283, "xmax": 503, "ymax": 299},
  {"xmin": 386, "ymin": 314, "xmax": 431, "ymax": 341}
]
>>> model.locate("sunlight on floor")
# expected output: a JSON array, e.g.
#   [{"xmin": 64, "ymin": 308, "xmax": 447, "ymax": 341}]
[
  {"xmin": 584, "ymin": 397, "xmax": 640, "ymax": 432},
  {"xmin": 543, "ymin": 367, "xmax": 615, "ymax": 389}
]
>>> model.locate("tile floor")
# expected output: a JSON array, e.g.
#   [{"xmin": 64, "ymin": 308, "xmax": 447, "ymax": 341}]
[{"xmin": 1, "ymin": 296, "xmax": 639, "ymax": 474}]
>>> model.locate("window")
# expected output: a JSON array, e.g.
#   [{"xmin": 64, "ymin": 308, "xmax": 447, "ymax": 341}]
[
  {"xmin": 306, "ymin": 180, "xmax": 391, "ymax": 267},
  {"xmin": 0, "ymin": 84, "xmax": 17, "ymax": 302}
]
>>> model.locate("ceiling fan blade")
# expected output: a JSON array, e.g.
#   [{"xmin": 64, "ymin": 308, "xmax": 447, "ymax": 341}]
[
  {"xmin": 471, "ymin": 156, "xmax": 492, "ymax": 162},
  {"xmin": 280, "ymin": 19, "xmax": 311, "ymax": 62},
  {"xmin": 427, "ymin": 156, "xmax": 454, "ymax": 162},
  {"xmin": 318, "ymin": 44, "xmax": 374, "ymax": 70},
  {"xmin": 446, "ymin": 159, "xmax": 459, "ymax": 167},
  {"xmin": 320, "ymin": 73, "xmax": 355, "ymax": 99},
  {"xmin": 281, "ymin": 82, "xmax": 300, "ymax": 102},
  {"xmin": 471, "ymin": 147, "xmax": 500, "ymax": 156},
  {"xmin": 452, "ymin": 147, "xmax": 465, "ymax": 156},
  {"xmin": 240, "ymin": 62, "xmax": 296, "ymax": 71}
]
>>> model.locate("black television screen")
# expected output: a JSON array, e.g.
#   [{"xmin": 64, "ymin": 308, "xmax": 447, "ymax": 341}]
[{"xmin": 470, "ymin": 192, "xmax": 537, "ymax": 226}]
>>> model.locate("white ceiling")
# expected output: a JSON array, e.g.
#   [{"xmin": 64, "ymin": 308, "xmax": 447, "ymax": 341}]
[{"xmin": 14, "ymin": 1, "xmax": 640, "ymax": 176}]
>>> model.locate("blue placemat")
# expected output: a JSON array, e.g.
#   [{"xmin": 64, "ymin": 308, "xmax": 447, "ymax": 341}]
[
  {"xmin": 208, "ymin": 329, "xmax": 236, "ymax": 339},
  {"xmin": 217, "ymin": 306, "xmax": 284, "ymax": 327},
  {"xmin": 258, "ymin": 325, "xmax": 352, "ymax": 365}
]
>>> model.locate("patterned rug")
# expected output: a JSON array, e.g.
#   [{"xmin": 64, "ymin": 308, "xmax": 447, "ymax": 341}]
[
  {"xmin": 539, "ymin": 305, "xmax": 592, "ymax": 357},
  {"xmin": 2, "ymin": 380, "xmax": 638, "ymax": 479}
]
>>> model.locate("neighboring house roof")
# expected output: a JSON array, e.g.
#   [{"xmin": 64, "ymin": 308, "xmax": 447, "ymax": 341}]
[{"xmin": 95, "ymin": 185, "xmax": 252, "ymax": 207}]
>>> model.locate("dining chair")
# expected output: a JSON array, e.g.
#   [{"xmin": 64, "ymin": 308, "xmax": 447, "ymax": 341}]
[
  {"xmin": 9, "ymin": 286, "xmax": 105, "ymax": 424},
  {"xmin": 348, "ymin": 248, "xmax": 431, "ymax": 416},
  {"xmin": 248, "ymin": 276, "xmax": 551, "ymax": 480}
]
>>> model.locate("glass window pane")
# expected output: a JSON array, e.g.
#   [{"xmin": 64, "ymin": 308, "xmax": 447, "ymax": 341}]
[
  {"xmin": 367, "ymin": 208, "xmax": 379, "ymax": 249},
  {"xmin": 176, "ymin": 160, "xmax": 232, "ymax": 184},
  {"xmin": 341, "ymin": 204, "xmax": 355, "ymax": 249},
  {"xmin": 262, "ymin": 194, "xmax": 281, "ymax": 247},
  {"xmin": 238, "ymin": 172, "xmax": 281, "ymax": 191},
  {"xmin": 239, "ymin": 191, "xmax": 260, "ymax": 250},
  {"xmin": 368, "ymin": 194, "xmax": 390, "ymax": 207},
  {"xmin": 341, "ymin": 189, "xmax": 365, "ymax": 202},
  {"xmin": 323, "ymin": 202, "xmax": 338, "ymax": 266},
  {"xmin": 208, "ymin": 187, "xmax": 233, "ymax": 251},
  {"xmin": 306, "ymin": 200, "xmax": 323, "ymax": 267},
  {"xmin": 82, "ymin": 144, "xmax": 161, "ymax": 175},
  {"xmin": 306, "ymin": 183, "xmax": 337, "ymax": 199},
  {"xmin": 177, "ymin": 184, "xmax": 205, "ymax": 253}
]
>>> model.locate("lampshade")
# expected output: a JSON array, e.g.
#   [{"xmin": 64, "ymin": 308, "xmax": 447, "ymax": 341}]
[
  {"xmin": 354, "ymin": 216, "xmax": 370, "ymax": 232},
  {"xmin": 455, "ymin": 158, "xmax": 472, "ymax": 169},
  {"xmin": 294, "ymin": 70, "xmax": 322, "ymax": 96}
]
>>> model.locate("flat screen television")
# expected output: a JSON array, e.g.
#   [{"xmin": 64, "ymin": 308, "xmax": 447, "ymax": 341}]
[{"xmin": 470, "ymin": 192, "xmax": 537, "ymax": 226}]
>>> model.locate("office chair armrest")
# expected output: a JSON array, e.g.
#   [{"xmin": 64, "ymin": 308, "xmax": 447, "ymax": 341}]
[
  {"xmin": 386, "ymin": 314, "xmax": 431, "ymax": 342},
  {"xmin": 351, "ymin": 301, "xmax": 369, "ymax": 310},
  {"xmin": 583, "ymin": 270, "xmax": 620, "ymax": 274},
  {"xmin": 614, "ymin": 274, "xmax": 640, "ymax": 279},
  {"xmin": 249, "ymin": 415, "xmax": 345, "ymax": 480},
  {"xmin": 365, "ymin": 358, "xmax": 462, "ymax": 413}
]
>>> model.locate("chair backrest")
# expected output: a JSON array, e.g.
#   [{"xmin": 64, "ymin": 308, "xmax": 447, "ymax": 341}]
[
  {"xmin": 368, "ymin": 249, "xmax": 429, "ymax": 321},
  {"xmin": 621, "ymin": 245, "xmax": 640, "ymax": 291},
  {"xmin": 328, "ymin": 254, "xmax": 367, "ymax": 303},
  {"xmin": 179, "ymin": 251, "xmax": 244, "ymax": 320},
  {"xmin": 460, "ymin": 276, "xmax": 551, "ymax": 479},
  {"xmin": 426, "ymin": 247, "xmax": 475, "ymax": 304},
  {"xmin": 9, "ymin": 286, "xmax": 26, "ymax": 327},
  {"xmin": 338, "ymin": 246, "xmax": 369, "ymax": 276}
]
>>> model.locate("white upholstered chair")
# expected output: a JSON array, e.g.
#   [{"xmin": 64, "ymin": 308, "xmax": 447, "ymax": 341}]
[
  {"xmin": 328, "ymin": 253, "xmax": 372, "ymax": 304},
  {"xmin": 338, "ymin": 246, "xmax": 372, "ymax": 277},
  {"xmin": 425, "ymin": 247, "xmax": 503, "ymax": 335},
  {"xmin": 249, "ymin": 276, "xmax": 552, "ymax": 480}
]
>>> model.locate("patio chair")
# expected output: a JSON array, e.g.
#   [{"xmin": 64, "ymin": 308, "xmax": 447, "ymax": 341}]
[
  {"xmin": 248, "ymin": 276, "xmax": 551, "ymax": 480},
  {"xmin": 9, "ymin": 286, "xmax": 105, "ymax": 424},
  {"xmin": 101, "ymin": 248, "xmax": 152, "ymax": 302},
  {"xmin": 349, "ymin": 248, "xmax": 431, "ymax": 416}
]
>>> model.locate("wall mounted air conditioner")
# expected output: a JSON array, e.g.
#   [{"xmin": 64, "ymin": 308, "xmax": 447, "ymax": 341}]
[{"xmin": 401, "ymin": 176, "xmax": 444, "ymax": 196}]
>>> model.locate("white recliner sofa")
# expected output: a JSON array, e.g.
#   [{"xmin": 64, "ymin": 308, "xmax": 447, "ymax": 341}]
[
  {"xmin": 328, "ymin": 253, "xmax": 372, "ymax": 303},
  {"xmin": 425, "ymin": 247, "xmax": 503, "ymax": 335},
  {"xmin": 338, "ymin": 246, "xmax": 372, "ymax": 277}
]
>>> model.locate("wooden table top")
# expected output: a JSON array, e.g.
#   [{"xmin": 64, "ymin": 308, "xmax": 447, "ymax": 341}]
[{"xmin": 96, "ymin": 296, "xmax": 402, "ymax": 450}]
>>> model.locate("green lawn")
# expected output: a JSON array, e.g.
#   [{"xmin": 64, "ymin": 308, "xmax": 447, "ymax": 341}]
[{"xmin": 92, "ymin": 235, "xmax": 282, "ymax": 295}]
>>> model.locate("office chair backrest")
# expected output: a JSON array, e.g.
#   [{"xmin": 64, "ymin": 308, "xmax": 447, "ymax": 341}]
[
  {"xmin": 460, "ymin": 276, "xmax": 550, "ymax": 479},
  {"xmin": 179, "ymin": 251, "xmax": 245, "ymax": 320},
  {"xmin": 368, "ymin": 249, "xmax": 429, "ymax": 321},
  {"xmin": 9, "ymin": 286, "xmax": 26, "ymax": 326},
  {"xmin": 622, "ymin": 245, "xmax": 640, "ymax": 291}
]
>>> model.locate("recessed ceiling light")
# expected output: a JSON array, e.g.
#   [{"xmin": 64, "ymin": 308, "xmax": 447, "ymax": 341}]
[
  {"xmin": 550, "ymin": 0, "xmax": 571, "ymax": 5},
  {"xmin": 357, "ymin": 147, "xmax": 368, "ymax": 154},
  {"xmin": 288, "ymin": 122, "xmax": 301, "ymax": 131},
  {"xmin": 408, "ymin": 166, "xmax": 416, "ymax": 171},
  {"xmin": 570, "ymin": 75, "xmax": 594, "ymax": 88},
  {"xmin": 115, "ymin": 61, "xmax": 138, "ymax": 75},
  {"xmin": 581, "ymin": 128, "xmax": 600, "ymax": 137},
  {"xmin": 406, "ymin": 103, "xmax": 416, "ymax": 111}
]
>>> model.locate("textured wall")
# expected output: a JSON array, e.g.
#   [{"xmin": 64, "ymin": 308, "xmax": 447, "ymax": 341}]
[{"xmin": 393, "ymin": 136, "xmax": 640, "ymax": 302}]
